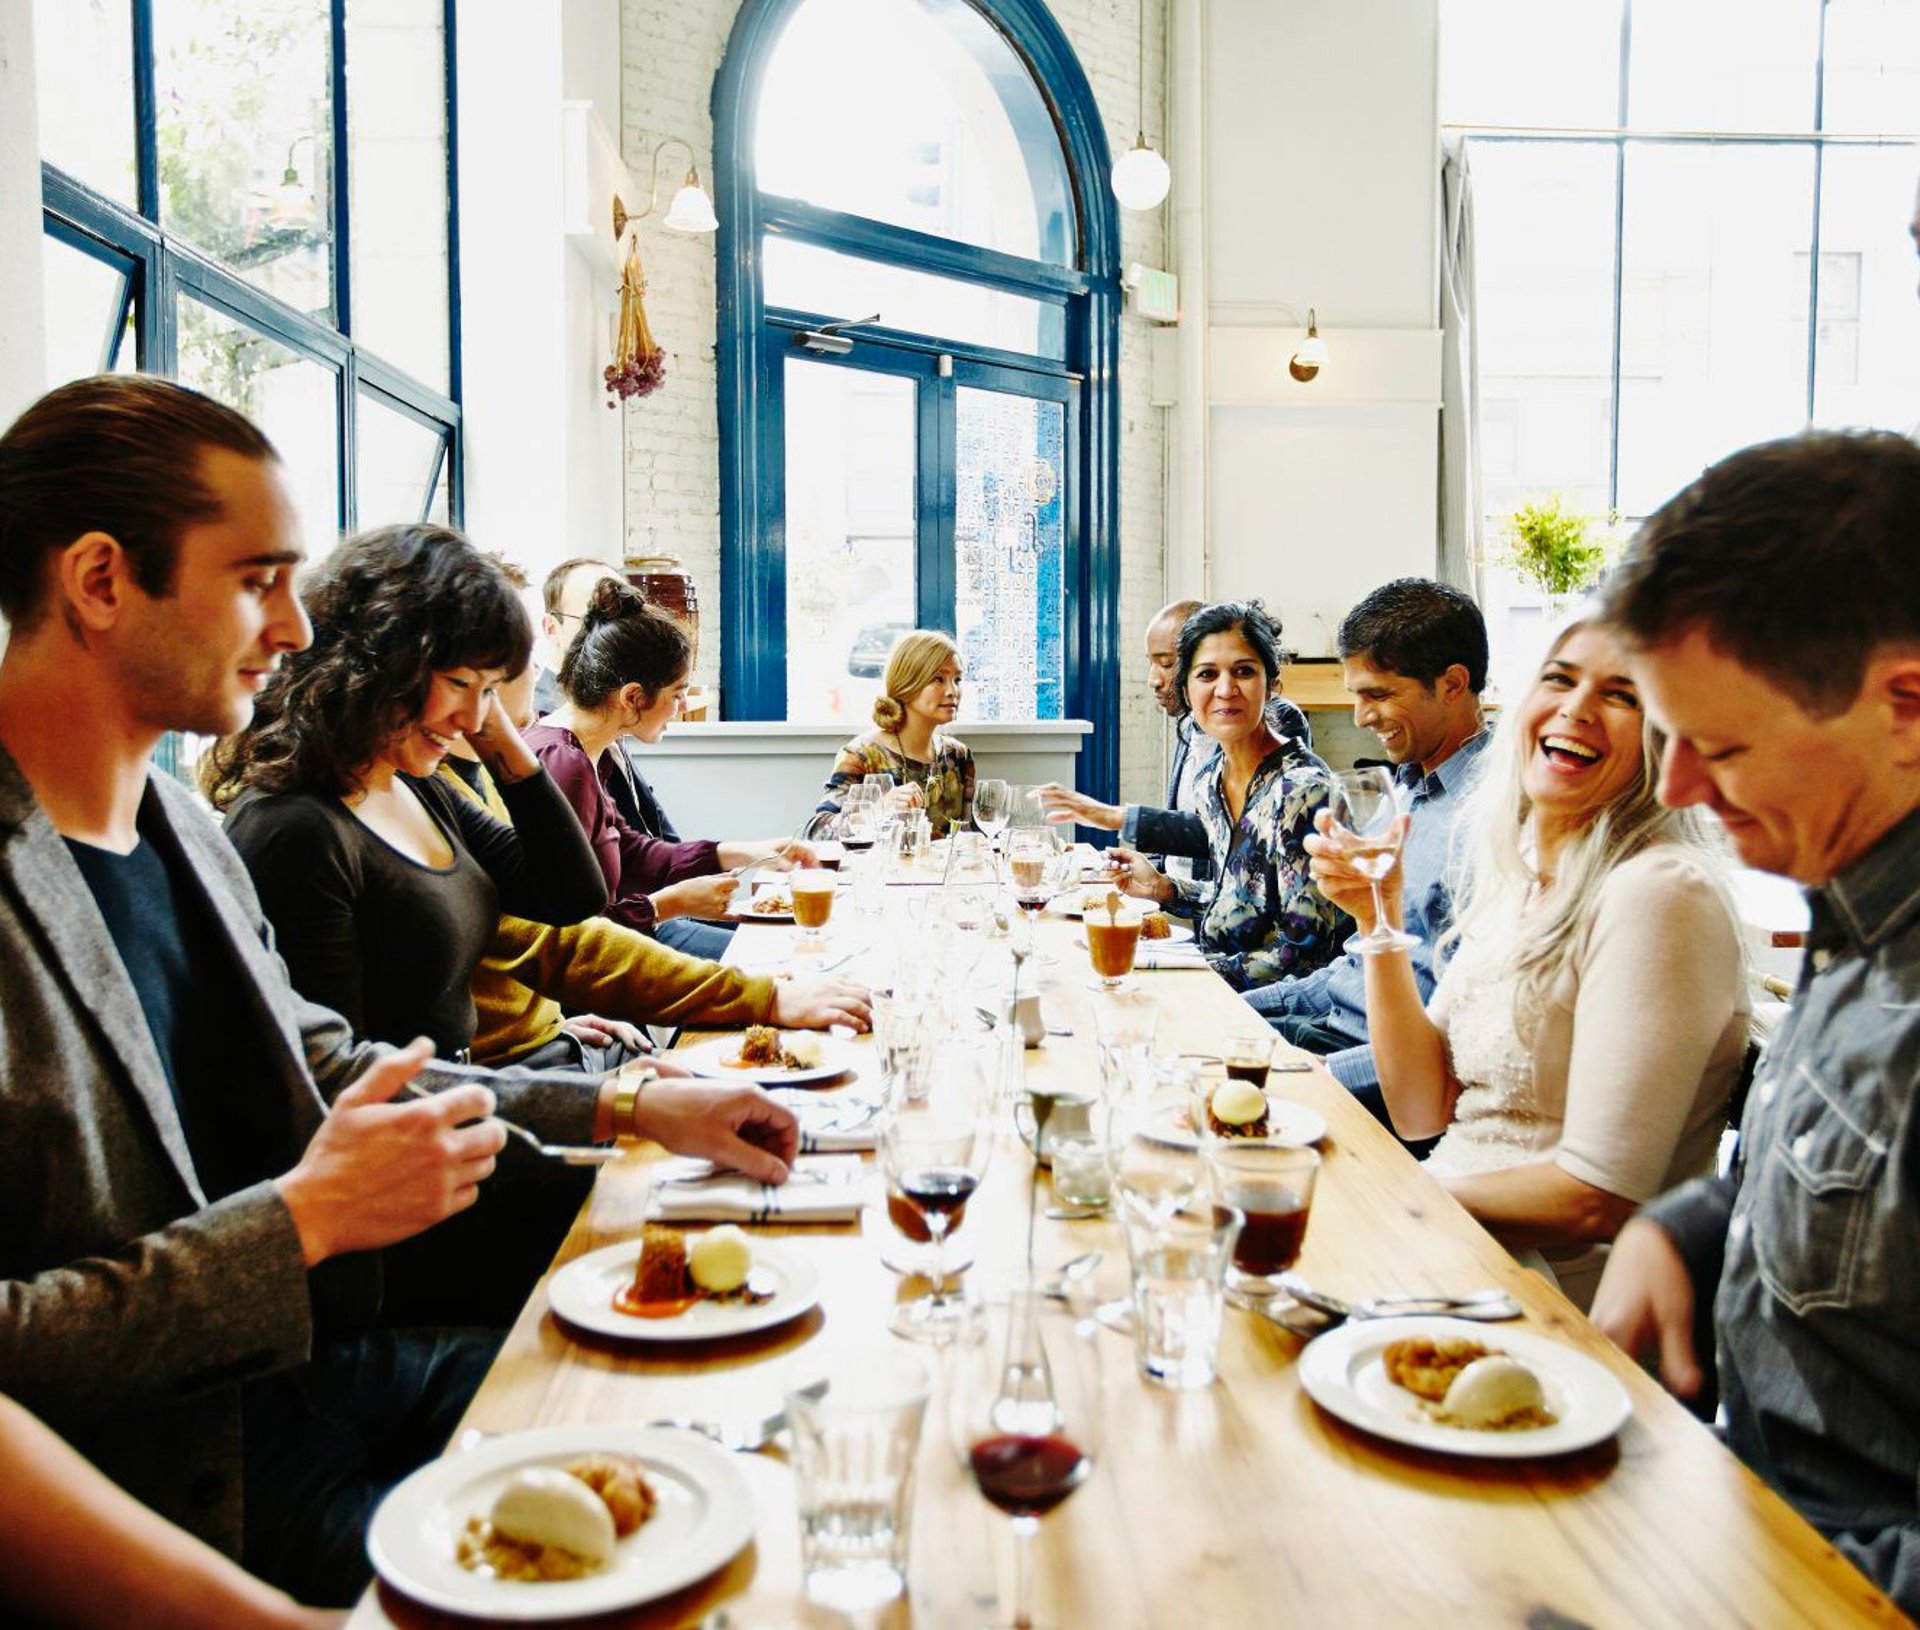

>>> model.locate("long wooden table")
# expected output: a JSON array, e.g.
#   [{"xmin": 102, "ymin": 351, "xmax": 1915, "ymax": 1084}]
[{"xmin": 351, "ymin": 916, "xmax": 1901, "ymax": 1629}]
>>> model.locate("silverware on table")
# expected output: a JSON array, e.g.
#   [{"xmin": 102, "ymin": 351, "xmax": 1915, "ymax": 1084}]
[
  {"xmin": 645, "ymin": 1379, "xmax": 829, "ymax": 1454},
  {"xmin": 1274, "ymin": 1272, "xmax": 1523, "ymax": 1322}
]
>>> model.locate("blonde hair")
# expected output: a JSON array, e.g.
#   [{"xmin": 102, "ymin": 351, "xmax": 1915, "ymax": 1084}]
[
  {"xmin": 872, "ymin": 629, "xmax": 960, "ymax": 731},
  {"xmin": 1442, "ymin": 607, "xmax": 1736, "ymax": 1040}
]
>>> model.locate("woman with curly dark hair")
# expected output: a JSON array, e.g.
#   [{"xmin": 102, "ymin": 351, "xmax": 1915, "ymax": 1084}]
[{"xmin": 207, "ymin": 524, "xmax": 608, "ymax": 1061}]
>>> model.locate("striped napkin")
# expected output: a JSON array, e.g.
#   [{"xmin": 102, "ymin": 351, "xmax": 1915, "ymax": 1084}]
[
  {"xmin": 772, "ymin": 1090, "xmax": 883, "ymax": 1154},
  {"xmin": 647, "ymin": 1155, "xmax": 874, "ymax": 1225}
]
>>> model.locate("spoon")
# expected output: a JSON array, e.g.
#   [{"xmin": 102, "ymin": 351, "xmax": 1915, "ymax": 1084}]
[{"xmin": 1274, "ymin": 1273, "xmax": 1523, "ymax": 1322}]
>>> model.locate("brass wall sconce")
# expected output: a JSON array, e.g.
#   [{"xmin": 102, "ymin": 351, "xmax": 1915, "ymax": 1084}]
[
  {"xmin": 1288, "ymin": 309, "xmax": 1329, "ymax": 382},
  {"xmin": 613, "ymin": 135, "xmax": 718, "ymax": 239}
]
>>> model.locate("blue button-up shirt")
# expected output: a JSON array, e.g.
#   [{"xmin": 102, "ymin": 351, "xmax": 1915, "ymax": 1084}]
[
  {"xmin": 1647, "ymin": 803, "xmax": 1920, "ymax": 1617},
  {"xmin": 1246, "ymin": 728, "xmax": 1489, "ymax": 1093}
]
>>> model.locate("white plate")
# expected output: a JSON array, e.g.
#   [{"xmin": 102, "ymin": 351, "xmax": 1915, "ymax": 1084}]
[
  {"xmin": 731, "ymin": 882, "xmax": 796, "ymax": 922},
  {"xmin": 367, "ymin": 1423, "xmax": 754, "ymax": 1620},
  {"xmin": 677, "ymin": 1031, "xmax": 858, "ymax": 1086},
  {"xmin": 1147, "ymin": 1094, "xmax": 1328, "ymax": 1149},
  {"xmin": 547, "ymin": 1237, "xmax": 821, "ymax": 1342},
  {"xmin": 1072, "ymin": 921, "xmax": 1194, "ymax": 946},
  {"xmin": 1298, "ymin": 1315, "xmax": 1632, "ymax": 1459},
  {"xmin": 1048, "ymin": 892, "xmax": 1170, "ymax": 921}
]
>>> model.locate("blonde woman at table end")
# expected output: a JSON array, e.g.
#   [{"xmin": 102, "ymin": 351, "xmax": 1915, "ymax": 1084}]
[
  {"xmin": 819, "ymin": 629, "xmax": 976, "ymax": 839},
  {"xmin": 1308, "ymin": 611, "xmax": 1749, "ymax": 1310}
]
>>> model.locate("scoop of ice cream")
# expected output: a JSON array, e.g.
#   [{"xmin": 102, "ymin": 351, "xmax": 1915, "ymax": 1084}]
[
  {"xmin": 1210, "ymin": 1080, "xmax": 1268, "ymax": 1128},
  {"xmin": 688, "ymin": 1224, "xmax": 754, "ymax": 1294},
  {"xmin": 1439, "ymin": 1355, "xmax": 1547, "ymax": 1428},
  {"xmin": 782, "ymin": 1034, "xmax": 823, "ymax": 1069},
  {"xmin": 490, "ymin": 1467, "xmax": 616, "ymax": 1565}
]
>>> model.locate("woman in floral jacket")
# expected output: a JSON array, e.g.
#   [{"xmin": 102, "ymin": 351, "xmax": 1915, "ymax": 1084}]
[{"xmin": 1110, "ymin": 602, "xmax": 1347, "ymax": 991}]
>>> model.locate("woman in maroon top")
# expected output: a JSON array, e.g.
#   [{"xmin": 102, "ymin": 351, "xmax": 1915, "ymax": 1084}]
[{"xmin": 525, "ymin": 577, "xmax": 810, "ymax": 945}]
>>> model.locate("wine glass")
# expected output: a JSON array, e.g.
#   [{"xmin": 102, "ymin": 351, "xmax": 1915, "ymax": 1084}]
[
  {"xmin": 882, "ymin": 1040, "xmax": 995, "ymax": 1342},
  {"xmin": 1327, "ymin": 766, "xmax": 1418, "ymax": 955},
  {"xmin": 954, "ymin": 1289, "xmax": 1101, "ymax": 1630},
  {"xmin": 1005, "ymin": 827, "xmax": 1064, "ymax": 920},
  {"xmin": 839, "ymin": 782, "xmax": 884, "ymax": 852},
  {"xmin": 1105, "ymin": 1086, "xmax": 1205, "ymax": 1232},
  {"xmin": 973, "ymin": 778, "xmax": 1014, "ymax": 857}
]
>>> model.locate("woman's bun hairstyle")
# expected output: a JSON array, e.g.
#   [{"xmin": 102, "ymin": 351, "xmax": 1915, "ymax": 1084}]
[{"xmin": 871, "ymin": 693, "xmax": 907, "ymax": 730}]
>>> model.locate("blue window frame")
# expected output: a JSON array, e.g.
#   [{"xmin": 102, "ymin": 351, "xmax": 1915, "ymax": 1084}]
[
  {"xmin": 35, "ymin": 0, "xmax": 463, "ymax": 540},
  {"xmin": 713, "ymin": 0, "xmax": 1123, "ymax": 803}
]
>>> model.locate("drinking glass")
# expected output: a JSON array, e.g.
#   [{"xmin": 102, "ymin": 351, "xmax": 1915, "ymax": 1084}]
[
  {"xmin": 953, "ymin": 1290, "xmax": 1101, "ymax": 1630},
  {"xmin": 1327, "ymin": 766, "xmax": 1418, "ymax": 955},
  {"xmin": 882, "ymin": 1041, "xmax": 995, "ymax": 1341},
  {"xmin": 1120, "ymin": 1203, "xmax": 1243, "ymax": 1390},
  {"xmin": 1089, "ymin": 988, "xmax": 1160, "ymax": 1098},
  {"xmin": 1104, "ymin": 1087, "xmax": 1203, "ymax": 1231},
  {"xmin": 840, "ymin": 782, "xmax": 885, "ymax": 852},
  {"xmin": 1005, "ymin": 827, "xmax": 1064, "ymax": 919},
  {"xmin": 1198, "ymin": 1143, "xmax": 1321, "ymax": 1298},
  {"xmin": 1082, "ymin": 895, "xmax": 1143, "ymax": 990},
  {"xmin": 788, "ymin": 1352, "xmax": 930, "ymax": 1623},
  {"xmin": 973, "ymin": 778, "xmax": 1014, "ymax": 854},
  {"xmin": 790, "ymin": 866, "xmax": 837, "ymax": 950}
]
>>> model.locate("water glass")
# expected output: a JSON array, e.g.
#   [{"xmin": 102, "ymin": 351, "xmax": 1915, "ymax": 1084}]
[
  {"xmin": 1090, "ymin": 988, "xmax": 1159, "ymax": 1096},
  {"xmin": 788, "ymin": 1353, "xmax": 931, "ymax": 1620},
  {"xmin": 874, "ymin": 987, "xmax": 937, "ymax": 1104},
  {"xmin": 1049, "ymin": 1121, "xmax": 1111, "ymax": 1209},
  {"xmin": 1200, "ymin": 1142, "xmax": 1321, "ymax": 1295},
  {"xmin": 1121, "ymin": 1203, "xmax": 1243, "ymax": 1390}
]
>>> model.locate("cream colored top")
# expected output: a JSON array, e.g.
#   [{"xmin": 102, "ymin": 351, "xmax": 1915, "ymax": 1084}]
[{"xmin": 1426, "ymin": 843, "xmax": 1751, "ymax": 1306}]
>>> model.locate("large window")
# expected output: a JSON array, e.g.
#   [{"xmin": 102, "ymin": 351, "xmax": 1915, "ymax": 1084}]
[
  {"xmin": 1443, "ymin": 0, "xmax": 1920, "ymax": 676},
  {"xmin": 33, "ymin": 0, "xmax": 460, "ymax": 552},
  {"xmin": 714, "ymin": 0, "xmax": 1122, "ymax": 798}
]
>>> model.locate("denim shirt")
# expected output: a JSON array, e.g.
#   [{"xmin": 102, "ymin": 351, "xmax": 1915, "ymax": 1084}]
[
  {"xmin": 1247, "ymin": 729, "xmax": 1489, "ymax": 1093},
  {"xmin": 1166, "ymin": 738, "xmax": 1345, "ymax": 991},
  {"xmin": 1646, "ymin": 803, "xmax": 1920, "ymax": 1617}
]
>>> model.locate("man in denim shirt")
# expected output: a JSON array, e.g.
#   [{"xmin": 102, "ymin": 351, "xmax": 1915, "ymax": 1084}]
[
  {"xmin": 1252, "ymin": 580, "xmax": 1489, "ymax": 1124},
  {"xmin": 1593, "ymin": 431, "xmax": 1920, "ymax": 1617}
]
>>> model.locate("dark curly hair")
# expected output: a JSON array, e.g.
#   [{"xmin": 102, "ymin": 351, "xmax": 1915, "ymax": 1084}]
[
  {"xmin": 203, "ymin": 524, "xmax": 532, "ymax": 807},
  {"xmin": 1175, "ymin": 600, "xmax": 1284, "ymax": 698},
  {"xmin": 556, "ymin": 574, "xmax": 690, "ymax": 709}
]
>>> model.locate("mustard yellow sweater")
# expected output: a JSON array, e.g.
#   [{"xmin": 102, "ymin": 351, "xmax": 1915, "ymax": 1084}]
[{"xmin": 438, "ymin": 761, "xmax": 776, "ymax": 1064}]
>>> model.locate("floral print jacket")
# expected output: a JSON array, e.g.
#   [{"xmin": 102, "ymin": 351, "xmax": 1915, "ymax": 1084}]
[
  {"xmin": 819, "ymin": 731, "xmax": 976, "ymax": 839},
  {"xmin": 1168, "ymin": 739, "xmax": 1347, "ymax": 991}
]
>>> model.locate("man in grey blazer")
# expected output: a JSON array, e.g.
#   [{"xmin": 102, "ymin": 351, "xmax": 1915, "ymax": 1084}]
[{"xmin": 0, "ymin": 376, "xmax": 797, "ymax": 1604}]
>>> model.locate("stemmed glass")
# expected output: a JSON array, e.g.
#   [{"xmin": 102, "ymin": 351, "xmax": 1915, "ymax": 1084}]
[
  {"xmin": 1105, "ymin": 1085, "xmax": 1205, "ymax": 1232},
  {"xmin": 1005, "ymin": 827, "xmax": 1064, "ymax": 921},
  {"xmin": 882, "ymin": 1040, "xmax": 995, "ymax": 1342},
  {"xmin": 955, "ymin": 1290, "xmax": 1101, "ymax": 1630},
  {"xmin": 1327, "ymin": 766, "xmax": 1418, "ymax": 955},
  {"xmin": 839, "ymin": 782, "xmax": 886, "ymax": 852},
  {"xmin": 973, "ymin": 778, "xmax": 1013, "ymax": 858}
]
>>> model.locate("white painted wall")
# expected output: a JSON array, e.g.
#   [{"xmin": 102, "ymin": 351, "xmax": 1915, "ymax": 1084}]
[
  {"xmin": 0, "ymin": 0, "xmax": 46, "ymax": 431},
  {"xmin": 1201, "ymin": 0, "xmax": 1442, "ymax": 656}
]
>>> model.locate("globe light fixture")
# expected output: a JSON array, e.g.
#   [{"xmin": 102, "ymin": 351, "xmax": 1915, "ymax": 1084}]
[
  {"xmin": 1288, "ymin": 310, "xmax": 1329, "ymax": 383},
  {"xmin": 1110, "ymin": 0, "xmax": 1168, "ymax": 212}
]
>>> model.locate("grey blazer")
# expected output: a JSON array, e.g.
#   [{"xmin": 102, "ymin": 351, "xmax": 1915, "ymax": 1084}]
[{"xmin": 0, "ymin": 745, "xmax": 600, "ymax": 1555}]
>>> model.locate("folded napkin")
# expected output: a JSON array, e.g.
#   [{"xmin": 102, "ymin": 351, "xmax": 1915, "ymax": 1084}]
[
  {"xmin": 768, "ymin": 1088, "xmax": 882, "ymax": 1154},
  {"xmin": 1137, "ymin": 942, "xmax": 1211, "ymax": 970},
  {"xmin": 648, "ymin": 1154, "xmax": 874, "ymax": 1224}
]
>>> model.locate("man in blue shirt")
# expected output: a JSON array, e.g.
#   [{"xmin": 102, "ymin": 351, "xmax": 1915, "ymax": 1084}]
[
  {"xmin": 1251, "ymin": 579, "xmax": 1489, "ymax": 1132},
  {"xmin": 1592, "ymin": 430, "xmax": 1920, "ymax": 1617}
]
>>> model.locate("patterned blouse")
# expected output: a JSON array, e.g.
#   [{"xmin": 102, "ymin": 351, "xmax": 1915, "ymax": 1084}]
[
  {"xmin": 820, "ymin": 731, "xmax": 976, "ymax": 839},
  {"xmin": 1168, "ymin": 738, "xmax": 1347, "ymax": 991}
]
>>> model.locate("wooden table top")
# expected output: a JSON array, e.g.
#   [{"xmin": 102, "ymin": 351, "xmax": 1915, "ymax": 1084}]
[{"xmin": 351, "ymin": 914, "xmax": 1897, "ymax": 1630}]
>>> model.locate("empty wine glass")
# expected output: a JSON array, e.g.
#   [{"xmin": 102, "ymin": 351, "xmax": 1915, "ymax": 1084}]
[
  {"xmin": 882, "ymin": 1040, "xmax": 995, "ymax": 1342},
  {"xmin": 953, "ymin": 1289, "xmax": 1101, "ymax": 1630},
  {"xmin": 973, "ymin": 778, "xmax": 1014, "ymax": 856},
  {"xmin": 1105, "ymin": 1084, "xmax": 1204, "ymax": 1232},
  {"xmin": 1327, "ymin": 766, "xmax": 1418, "ymax": 955}
]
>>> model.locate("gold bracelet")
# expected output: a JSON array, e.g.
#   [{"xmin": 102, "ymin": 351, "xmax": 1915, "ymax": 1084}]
[{"xmin": 612, "ymin": 1065, "xmax": 657, "ymax": 1141}]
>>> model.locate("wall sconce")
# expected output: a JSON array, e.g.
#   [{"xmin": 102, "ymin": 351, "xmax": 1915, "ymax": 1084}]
[
  {"xmin": 613, "ymin": 136, "xmax": 718, "ymax": 239},
  {"xmin": 1288, "ymin": 308, "xmax": 1329, "ymax": 382},
  {"xmin": 1110, "ymin": 0, "xmax": 1169, "ymax": 211},
  {"xmin": 265, "ymin": 133, "xmax": 319, "ymax": 234}
]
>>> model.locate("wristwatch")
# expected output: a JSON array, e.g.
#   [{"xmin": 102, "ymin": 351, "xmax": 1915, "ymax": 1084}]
[{"xmin": 613, "ymin": 1064, "xmax": 658, "ymax": 1140}]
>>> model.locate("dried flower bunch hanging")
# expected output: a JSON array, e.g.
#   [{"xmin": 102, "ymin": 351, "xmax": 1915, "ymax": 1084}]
[{"xmin": 605, "ymin": 240, "xmax": 666, "ymax": 406}]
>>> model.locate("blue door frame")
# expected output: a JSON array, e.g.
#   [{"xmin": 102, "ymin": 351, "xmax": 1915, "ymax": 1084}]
[{"xmin": 713, "ymin": 0, "xmax": 1123, "ymax": 804}]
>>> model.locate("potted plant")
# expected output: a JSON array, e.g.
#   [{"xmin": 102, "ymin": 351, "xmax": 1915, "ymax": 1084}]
[{"xmin": 1500, "ymin": 494, "xmax": 1612, "ymax": 607}]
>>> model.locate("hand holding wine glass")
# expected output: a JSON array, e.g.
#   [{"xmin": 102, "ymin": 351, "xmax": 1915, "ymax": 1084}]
[{"xmin": 1321, "ymin": 767, "xmax": 1418, "ymax": 955}]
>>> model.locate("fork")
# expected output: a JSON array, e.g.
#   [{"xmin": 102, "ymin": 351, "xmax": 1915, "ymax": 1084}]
[
  {"xmin": 398, "ymin": 1081, "xmax": 621, "ymax": 1165},
  {"xmin": 646, "ymin": 1380, "xmax": 829, "ymax": 1453}
]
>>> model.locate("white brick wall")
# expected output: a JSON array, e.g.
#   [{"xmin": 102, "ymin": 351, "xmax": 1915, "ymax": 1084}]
[{"xmin": 618, "ymin": 0, "xmax": 1169, "ymax": 804}]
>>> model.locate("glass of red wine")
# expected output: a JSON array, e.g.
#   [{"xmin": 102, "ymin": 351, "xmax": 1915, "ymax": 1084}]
[
  {"xmin": 954, "ymin": 1288, "xmax": 1102, "ymax": 1629},
  {"xmin": 882, "ymin": 1041, "xmax": 995, "ymax": 1342}
]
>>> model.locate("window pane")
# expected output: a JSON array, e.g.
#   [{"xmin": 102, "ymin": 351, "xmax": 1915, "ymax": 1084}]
[
  {"xmin": 1812, "ymin": 144, "xmax": 1920, "ymax": 430},
  {"xmin": 345, "ymin": 0, "xmax": 450, "ymax": 388},
  {"xmin": 176, "ymin": 296, "xmax": 340, "ymax": 554},
  {"xmin": 755, "ymin": 0, "xmax": 1074, "ymax": 266},
  {"xmin": 153, "ymin": 0, "xmax": 334, "ymax": 319},
  {"xmin": 954, "ymin": 386, "xmax": 1064, "ymax": 721},
  {"xmin": 1470, "ymin": 142, "xmax": 1617, "ymax": 524},
  {"xmin": 1615, "ymin": 145, "xmax": 1814, "ymax": 519},
  {"xmin": 764, "ymin": 237, "xmax": 1061, "ymax": 359},
  {"xmin": 1626, "ymin": 0, "xmax": 1819, "ymax": 132},
  {"xmin": 1822, "ymin": 0, "xmax": 1920, "ymax": 136},
  {"xmin": 1439, "ymin": 1, "xmax": 1622, "ymax": 128},
  {"xmin": 783, "ymin": 360, "xmax": 918, "ymax": 724},
  {"xmin": 42, "ymin": 235, "xmax": 132, "ymax": 386},
  {"xmin": 355, "ymin": 390, "xmax": 447, "ymax": 526},
  {"xmin": 33, "ymin": 0, "xmax": 137, "ymax": 204}
]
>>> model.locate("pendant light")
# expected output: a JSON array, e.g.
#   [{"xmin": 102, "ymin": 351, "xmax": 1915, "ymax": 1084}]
[{"xmin": 1111, "ymin": 0, "xmax": 1170, "ymax": 211}]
